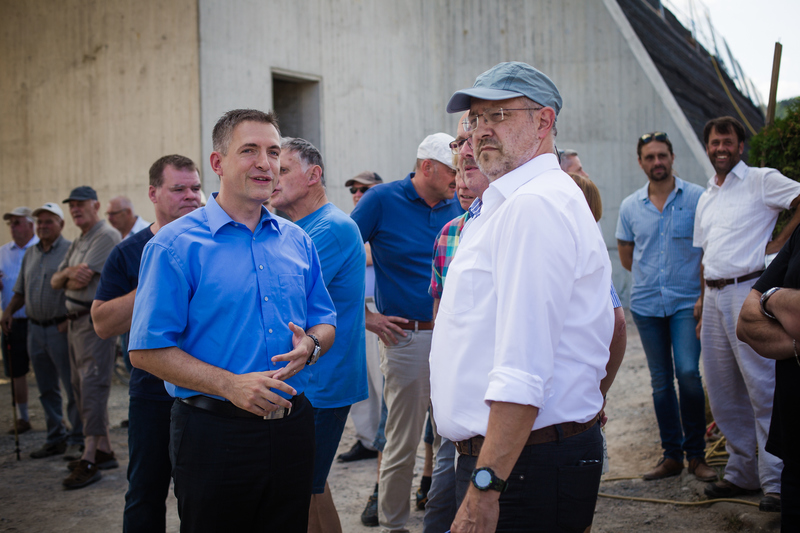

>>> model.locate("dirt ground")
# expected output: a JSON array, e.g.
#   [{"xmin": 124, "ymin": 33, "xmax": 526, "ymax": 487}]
[{"xmin": 0, "ymin": 312, "xmax": 782, "ymax": 532}]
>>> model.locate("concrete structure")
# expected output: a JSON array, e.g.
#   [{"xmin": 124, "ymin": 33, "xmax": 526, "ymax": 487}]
[{"xmin": 2, "ymin": 0, "xmax": 762, "ymax": 299}]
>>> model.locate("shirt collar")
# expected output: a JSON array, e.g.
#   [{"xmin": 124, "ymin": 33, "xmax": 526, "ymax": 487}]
[
  {"xmin": 483, "ymin": 153, "xmax": 560, "ymax": 212},
  {"xmin": 709, "ymin": 160, "xmax": 747, "ymax": 187},
  {"xmin": 37, "ymin": 235, "xmax": 64, "ymax": 252},
  {"xmin": 636, "ymin": 176, "xmax": 686, "ymax": 203},
  {"xmin": 468, "ymin": 197, "xmax": 483, "ymax": 219},
  {"xmin": 11, "ymin": 235, "xmax": 40, "ymax": 250},
  {"xmin": 206, "ymin": 192, "xmax": 281, "ymax": 237}
]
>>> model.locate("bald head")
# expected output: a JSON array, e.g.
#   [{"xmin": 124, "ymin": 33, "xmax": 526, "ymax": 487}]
[{"xmin": 107, "ymin": 195, "xmax": 138, "ymax": 236}]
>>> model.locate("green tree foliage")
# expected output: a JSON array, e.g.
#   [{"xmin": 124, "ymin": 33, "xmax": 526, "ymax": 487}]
[{"xmin": 749, "ymin": 97, "xmax": 800, "ymax": 236}]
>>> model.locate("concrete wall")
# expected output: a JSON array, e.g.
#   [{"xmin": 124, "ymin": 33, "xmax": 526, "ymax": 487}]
[
  {"xmin": 198, "ymin": 0, "xmax": 712, "ymax": 301},
  {"xmin": 0, "ymin": 0, "xmax": 201, "ymax": 241}
]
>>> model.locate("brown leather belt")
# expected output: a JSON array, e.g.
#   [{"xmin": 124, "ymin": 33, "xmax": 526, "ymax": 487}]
[
  {"xmin": 455, "ymin": 413, "xmax": 601, "ymax": 456},
  {"xmin": 179, "ymin": 393, "xmax": 303, "ymax": 420},
  {"xmin": 66, "ymin": 309, "xmax": 91, "ymax": 321},
  {"xmin": 705, "ymin": 270, "xmax": 764, "ymax": 290},
  {"xmin": 398, "ymin": 320, "xmax": 434, "ymax": 331}
]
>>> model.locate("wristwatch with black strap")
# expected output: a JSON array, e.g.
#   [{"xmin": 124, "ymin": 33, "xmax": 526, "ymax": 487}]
[
  {"xmin": 305, "ymin": 334, "xmax": 321, "ymax": 365},
  {"xmin": 471, "ymin": 466, "xmax": 508, "ymax": 493}
]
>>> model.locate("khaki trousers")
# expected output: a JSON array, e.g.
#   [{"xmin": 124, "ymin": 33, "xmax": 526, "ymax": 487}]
[
  {"xmin": 68, "ymin": 314, "xmax": 116, "ymax": 436},
  {"xmin": 378, "ymin": 329, "xmax": 432, "ymax": 533}
]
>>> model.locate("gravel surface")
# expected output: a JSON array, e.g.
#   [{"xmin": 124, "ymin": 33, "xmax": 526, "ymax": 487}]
[{"xmin": 0, "ymin": 312, "xmax": 781, "ymax": 532}]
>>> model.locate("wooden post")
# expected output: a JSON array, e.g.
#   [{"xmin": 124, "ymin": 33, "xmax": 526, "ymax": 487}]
[{"xmin": 766, "ymin": 42, "xmax": 782, "ymax": 128}]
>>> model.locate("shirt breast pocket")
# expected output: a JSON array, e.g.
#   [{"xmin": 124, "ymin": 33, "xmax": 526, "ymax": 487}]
[
  {"xmin": 671, "ymin": 208, "xmax": 695, "ymax": 239},
  {"xmin": 439, "ymin": 261, "xmax": 476, "ymax": 314},
  {"xmin": 278, "ymin": 273, "xmax": 307, "ymax": 326}
]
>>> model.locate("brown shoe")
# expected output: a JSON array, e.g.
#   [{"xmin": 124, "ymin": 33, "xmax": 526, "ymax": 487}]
[
  {"xmin": 62, "ymin": 460, "xmax": 101, "ymax": 489},
  {"xmin": 66, "ymin": 450, "xmax": 118, "ymax": 471},
  {"xmin": 7, "ymin": 418, "xmax": 32, "ymax": 435},
  {"xmin": 688, "ymin": 458, "xmax": 718, "ymax": 482},
  {"xmin": 643, "ymin": 457, "xmax": 684, "ymax": 480}
]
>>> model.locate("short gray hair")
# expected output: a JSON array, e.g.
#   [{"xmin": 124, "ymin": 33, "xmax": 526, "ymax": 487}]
[{"xmin": 281, "ymin": 137, "xmax": 326, "ymax": 187}]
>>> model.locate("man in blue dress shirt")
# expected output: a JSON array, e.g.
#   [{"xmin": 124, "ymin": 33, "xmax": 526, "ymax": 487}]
[
  {"xmin": 616, "ymin": 131, "xmax": 715, "ymax": 482},
  {"xmin": 129, "ymin": 109, "xmax": 337, "ymax": 532},
  {"xmin": 271, "ymin": 137, "xmax": 367, "ymax": 533}
]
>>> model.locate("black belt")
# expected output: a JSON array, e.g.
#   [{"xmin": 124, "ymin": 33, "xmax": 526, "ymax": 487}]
[
  {"xmin": 29, "ymin": 316, "xmax": 68, "ymax": 327},
  {"xmin": 66, "ymin": 310, "xmax": 91, "ymax": 321},
  {"xmin": 705, "ymin": 270, "xmax": 764, "ymax": 290},
  {"xmin": 179, "ymin": 393, "xmax": 303, "ymax": 420}
]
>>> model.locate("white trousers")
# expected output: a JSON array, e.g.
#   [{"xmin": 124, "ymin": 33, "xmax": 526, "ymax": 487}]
[{"xmin": 701, "ymin": 279, "xmax": 782, "ymax": 493}]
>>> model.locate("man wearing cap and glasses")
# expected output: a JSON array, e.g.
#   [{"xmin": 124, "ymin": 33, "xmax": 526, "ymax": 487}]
[
  {"xmin": 429, "ymin": 62, "xmax": 613, "ymax": 532},
  {"xmin": 2, "ymin": 203, "xmax": 82, "ymax": 459},
  {"xmin": 693, "ymin": 116, "xmax": 800, "ymax": 512},
  {"xmin": 351, "ymin": 133, "xmax": 463, "ymax": 532},
  {"xmin": 615, "ymin": 132, "xmax": 714, "ymax": 483},
  {"xmin": 51, "ymin": 186, "xmax": 122, "ymax": 489},
  {"xmin": 0, "ymin": 206, "xmax": 39, "ymax": 435}
]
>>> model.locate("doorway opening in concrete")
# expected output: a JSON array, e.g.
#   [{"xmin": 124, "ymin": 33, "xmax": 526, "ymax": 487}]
[{"xmin": 272, "ymin": 70, "xmax": 322, "ymax": 152}]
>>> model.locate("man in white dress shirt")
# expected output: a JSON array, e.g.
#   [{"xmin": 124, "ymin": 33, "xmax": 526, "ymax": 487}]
[
  {"xmin": 429, "ymin": 62, "xmax": 614, "ymax": 532},
  {"xmin": 694, "ymin": 116, "xmax": 800, "ymax": 512}
]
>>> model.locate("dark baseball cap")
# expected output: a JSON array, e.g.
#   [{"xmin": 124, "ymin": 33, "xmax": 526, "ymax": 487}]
[
  {"xmin": 62, "ymin": 186, "xmax": 98, "ymax": 203},
  {"xmin": 345, "ymin": 171, "xmax": 384, "ymax": 187},
  {"xmin": 446, "ymin": 61, "xmax": 562, "ymax": 116}
]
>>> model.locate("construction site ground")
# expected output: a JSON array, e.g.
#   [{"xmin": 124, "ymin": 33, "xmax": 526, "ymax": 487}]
[{"xmin": 0, "ymin": 311, "xmax": 781, "ymax": 532}]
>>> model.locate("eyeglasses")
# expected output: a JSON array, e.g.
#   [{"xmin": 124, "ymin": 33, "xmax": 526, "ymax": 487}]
[
  {"xmin": 449, "ymin": 137, "xmax": 473, "ymax": 155},
  {"xmin": 349, "ymin": 186, "xmax": 370, "ymax": 194},
  {"xmin": 106, "ymin": 209, "xmax": 126, "ymax": 217},
  {"xmin": 466, "ymin": 107, "xmax": 543, "ymax": 132},
  {"xmin": 639, "ymin": 132, "xmax": 669, "ymax": 145}
]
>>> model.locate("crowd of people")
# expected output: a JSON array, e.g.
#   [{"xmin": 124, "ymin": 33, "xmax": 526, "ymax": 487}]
[{"xmin": 1, "ymin": 60, "xmax": 798, "ymax": 533}]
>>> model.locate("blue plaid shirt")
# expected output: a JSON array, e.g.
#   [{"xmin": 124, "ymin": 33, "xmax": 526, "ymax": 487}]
[{"xmin": 615, "ymin": 177, "xmax": 704, "ymax": 316}]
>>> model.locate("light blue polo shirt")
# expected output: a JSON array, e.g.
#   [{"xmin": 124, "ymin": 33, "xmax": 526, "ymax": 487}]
[
  {"xmin": 350, "ymin": 173, "xmax": 464, "ymax": 321},
  {"xmin": 296, "ymin": 203, "xmax": 367, "ymax": 408},
  {"xmin": 615, "ymin": 177, "xmax": 704, "ymax": 316},
  {"xmin": 129, "ymin": 193, "xmax": 337, "ymax": 400}
]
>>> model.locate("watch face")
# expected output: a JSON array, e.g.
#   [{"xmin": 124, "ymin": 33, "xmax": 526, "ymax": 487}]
[{"xmin": 474, "ymin": 469, "xmax": 492, "ymax": 488}]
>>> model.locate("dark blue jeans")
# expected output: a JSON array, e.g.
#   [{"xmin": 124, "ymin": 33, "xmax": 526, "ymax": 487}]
[
  {"xmin": 311, "ymin": 404, "xmax": 351, "ymax": 493},
  {"xmin": 123, "ymin": 396, "xmax": 173, "ymax": 533},
  {"xmin": 170, "ymin": 395, "xmax": 315, "ymax": 533},
  {"xmin": 455, "ymin": 423, "xmax": 603, "ymax": 532},
  {"xmin": 632, "ymin": 309, "xmax": 706, "ymax": 460}
]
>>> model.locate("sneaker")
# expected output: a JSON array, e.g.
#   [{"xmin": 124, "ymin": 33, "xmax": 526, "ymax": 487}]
[
  {"xmin": 360, "ymin": 486, "xmax": 379, "ymax": 527},
  {"xmin": 7, "ymin": 418, "xmax": 32, "ymax": 435},
  {"xmin": 759, "ymin": 493, "xmax": 781, "ymax": 513},
  {"xmin": 63, "ymin": 443, "xmax": 84, "ymax": 461},
  {"xmin": 67, "ymin": 450, "xmax": 118, "ymax": 471},
  {"xmin": 30, "ymin": 441, "xmax": 67, "ymax": 459},
  {"xmin": 337, "ymin": 441, "xmax": 378, "ymax": 463},
  {"xmin": 62, "ymin": 460, "xmax": 101, "ymax": 490},
  {"xmin": 704, "ymin": 479, "xmax": 758, "ymax": 499}
]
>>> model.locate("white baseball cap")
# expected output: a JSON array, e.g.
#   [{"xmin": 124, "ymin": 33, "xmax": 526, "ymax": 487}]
[
  {"xmin": 32, "ymin": 202, "xmax": 65, "ymax": 220},
  {"xmin": 417, "ymin": 133, "xmax": 456, "ymax": 171}
]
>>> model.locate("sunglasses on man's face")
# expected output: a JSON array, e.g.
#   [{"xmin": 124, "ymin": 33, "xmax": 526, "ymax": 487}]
[{"xmin": 350, "ymin": 186, "xmax": 370, "ymax": 194}]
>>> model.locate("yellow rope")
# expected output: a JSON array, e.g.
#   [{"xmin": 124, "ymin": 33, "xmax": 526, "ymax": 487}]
[
  {"xmin": 598, "ymin": 492, "xmax": 759, "ymax": 507},
  {"xmin": 710, "ymin": 56, "xmax": 758, "ymax": 136}
]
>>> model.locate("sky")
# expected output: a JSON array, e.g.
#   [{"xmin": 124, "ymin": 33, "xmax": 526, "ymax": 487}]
[{"xmin": 665, "ymin": 0, "xmax": 799, "ymax": 104}]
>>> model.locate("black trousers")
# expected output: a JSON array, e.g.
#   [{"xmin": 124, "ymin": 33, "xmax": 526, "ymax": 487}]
[
  {"xmin": 170, "ymin": 394, "xmax": 315, "ymax": 533},
  {"xmin": 456, "ymin": 423, "xmax": 603, "ymax": 532}
]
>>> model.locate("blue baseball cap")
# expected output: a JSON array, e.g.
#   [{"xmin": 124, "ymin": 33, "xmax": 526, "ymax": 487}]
[
  {"xmin": 446, "ymin": 62, "xmax": 562, "ymax": 116},
  {"xmin": 62, "ymin": 186, "xmax": 98, "ymax": 203}
]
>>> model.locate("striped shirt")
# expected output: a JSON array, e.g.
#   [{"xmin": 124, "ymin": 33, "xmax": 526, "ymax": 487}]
[{"xmin": 616, "ymin": 177, "xmax": 704, "ymax": 316}]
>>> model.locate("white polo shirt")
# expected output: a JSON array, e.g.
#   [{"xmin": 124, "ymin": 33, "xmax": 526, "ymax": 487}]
[
  {"xmin": 429, "ymin": 154, "xmax": 614, "ymax": 442},
  {"xmin": 693, "ymin": 160, "xmax": 800, "ymax": 280}
]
